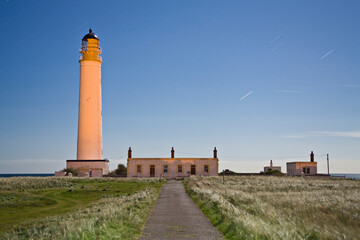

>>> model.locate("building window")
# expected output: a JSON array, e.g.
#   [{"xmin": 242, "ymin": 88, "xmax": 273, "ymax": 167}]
[
  {"xmin": 302, "ymin": 167, "xmax": 310, "ymax": 175},
  {"xmin": 137, "ymin": 165, "xmax": 141, "ymax": 173},
  {"xmin": 163, "ymin": 165, "xmax": 168, "ymax": 173},
  {"xmin": 178, "ymin": 165, "xmax": 182, "ymax": 173},
  {"xmin": 204, "ymin": 165, "xmax": 209, "ymax": 173}
]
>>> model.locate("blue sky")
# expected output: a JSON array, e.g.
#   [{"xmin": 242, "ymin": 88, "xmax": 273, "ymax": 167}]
[{"xmin": 0, "ymin": 0, "xmax": 359, "ymax": 173}]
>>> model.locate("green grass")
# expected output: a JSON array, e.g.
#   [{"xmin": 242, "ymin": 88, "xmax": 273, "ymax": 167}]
[
  {"xmin": 184, "ymin": 176, "xmax": 360, "ymax": 240},
  {"xmin": 0, "ymin": 177, "xmax": 165, "ymax": 239}
]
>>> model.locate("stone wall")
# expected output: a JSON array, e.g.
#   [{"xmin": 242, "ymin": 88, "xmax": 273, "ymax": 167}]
[
  {"xmin": 54, "ymin": 171, "xmax": 66, "ymax": 177},
  {"xmin": 66, "ymin": 160, "xmax": 109, "ymax": 177}
]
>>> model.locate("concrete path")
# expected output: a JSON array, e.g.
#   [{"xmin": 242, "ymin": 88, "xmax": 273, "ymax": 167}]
[{"xmin": 140, "ymin": 181, "xmax": 223, "ymax": 240}]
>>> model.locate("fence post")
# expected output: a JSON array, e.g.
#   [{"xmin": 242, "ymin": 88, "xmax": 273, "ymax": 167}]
[
  {"xmin": 327, "ymin": 154, "xmax": 330, "ymax": 175},
  {"xmin": 222, "ymin": 170, "xmax": 225, "ymax": 184}
]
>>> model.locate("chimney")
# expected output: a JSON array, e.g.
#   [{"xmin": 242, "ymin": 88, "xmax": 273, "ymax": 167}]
[
  {"xmin": 128, "ymin": 147, "xmax": 132, "ymax": 158},
  {"xmin": 270, "ymin": 160, "xmax": 273, "ymax": 167},
  {"xmin": 213, "ymin": 147, "xmax": 217, "ymax": 158},
  {"xmin": 171, "ymin": 147, "xmax": 175, "ymax": 158},
  {"xmin": 310, "ymin": 151, "xmax": 314, "ymax": 162}
]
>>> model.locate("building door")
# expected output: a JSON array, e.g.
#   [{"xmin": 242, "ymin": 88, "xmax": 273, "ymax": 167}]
[
  {"xmin": 150, "ymin": 165, "xmax": 155, "ymax": 177},
  {"xmin": 191, "ymin": 165, "xmax": 196, "ymax": 175}
]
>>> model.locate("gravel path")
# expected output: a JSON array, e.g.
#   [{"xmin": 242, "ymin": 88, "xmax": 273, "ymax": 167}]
[{"xmin": 140, "ymin": 180, "xmax": 223, "ymax": 240}]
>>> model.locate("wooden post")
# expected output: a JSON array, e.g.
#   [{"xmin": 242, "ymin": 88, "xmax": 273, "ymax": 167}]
[
  {"xmin": 327, "ymin": 154, "xmax": 330, "ymax": 175},
  {"xmin": 222, "ymin": 170, "xmax": 225, "ymax": 184}
]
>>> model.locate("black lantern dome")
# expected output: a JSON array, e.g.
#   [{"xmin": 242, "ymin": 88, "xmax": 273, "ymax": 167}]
[{"xmin": 82, "ymin": 29, "xmax": 99, "ymax": 41}]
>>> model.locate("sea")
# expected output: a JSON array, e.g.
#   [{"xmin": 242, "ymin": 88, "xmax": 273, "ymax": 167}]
[
  {"xmin": 0, "ymin": 173, "xmax": 54, "ymax": 177},
  {"xmin": 0, "ymin": 173, "xmax": 359, "ymax": 179},
  {"xmin": 330, "ymin": 174, "xmax": 360, "ymax": 180}
]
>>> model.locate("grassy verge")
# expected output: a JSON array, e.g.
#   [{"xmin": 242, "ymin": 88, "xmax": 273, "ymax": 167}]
[
  {"xmin": 184, "ymin": 176, "xmax": 360, "ymax": 240},
  {"xmin": 0, "ymin": 177, "xmax": 165, "ymax": 239}
]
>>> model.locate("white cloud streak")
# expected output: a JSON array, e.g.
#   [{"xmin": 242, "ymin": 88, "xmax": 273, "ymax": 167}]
[
  {"xmin": 270, "ymin": 34, "xmax": 282, "ymax": 44},
  {"xmin": 320, "ymin": 50, "xmax": 334, "ymax": 60},
  {"xmin": 283, "ymin": 131, "xmax": 360, "ymax": 138},
  {"xmin": 272, "ymin": 44, "xmax": 283, "ymax": 52},
  {"xmin": 313, "ymin": 131, "xmax": 360, "ymax": 138},
  {"xmin": 240, "ymin": 91, "xmax": 253, "ymax": 101}
]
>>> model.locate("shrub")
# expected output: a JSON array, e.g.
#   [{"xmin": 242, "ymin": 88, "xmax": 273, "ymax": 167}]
[
  {"xmin": 108, "ymin": 164, "xmax": 127, "ymax": 176},
  {"xmin": 115, "ymin": 164, "xmax": 127, "ymax": 175},
  {"xmin": 62, "ymin": 168, "xmax": 78, "ymax": 176},
  {"xmin": 265, "ymin": 169, "xmax": 283, "ymax": 175}
]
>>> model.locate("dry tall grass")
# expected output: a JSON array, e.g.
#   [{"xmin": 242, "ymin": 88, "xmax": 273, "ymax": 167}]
[
  {"xmin": 0, "ymin": 176, "xmax": 161, "ymax": 191},
  {"xmin": 185, "ymin": 176, "xmax": 360, "ymax": 240},
  {"xmin": 0, "ymin": 177, "xmax": 164, "ymax": 239},
  {"xmin": 2, "ymin": 188, "xmax": 157, "ymax": 239}
]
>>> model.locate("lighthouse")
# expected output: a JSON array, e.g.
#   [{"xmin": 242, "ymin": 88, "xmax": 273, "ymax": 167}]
[
  {"xmin": 66, "ymin": 29, "xmax": 109, "ymax": 177},
  {"xmin": 77, "ymin": 29, "xmax": 103, "ymax": 160}
]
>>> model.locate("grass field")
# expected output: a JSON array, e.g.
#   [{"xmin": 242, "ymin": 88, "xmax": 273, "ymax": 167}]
[
  {"xmin": 184, "ymin": 176, "xmax": 360, "ymax": 240},
  {"xmin": 0, "ymin": 177, "xmax": 165, "ymax": 239}
]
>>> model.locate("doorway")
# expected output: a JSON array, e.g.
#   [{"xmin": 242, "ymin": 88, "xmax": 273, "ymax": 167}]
[
  {"xmin": 191, "ymin": 165, "xmax": 196, "ymax": 175},
  {"xmin": 150, "ymin": 165, "xmax": 155, "ymax": 177}
]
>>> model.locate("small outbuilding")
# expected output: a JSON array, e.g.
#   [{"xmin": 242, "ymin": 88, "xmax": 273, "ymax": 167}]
[
  {"xmin": 264, "ymin": 160, "xmax": 281, "ymax": 172},
  {"xmin": 66, "ymin": 160, "xmax": 109, "ymax": 177},
  {"xmin": 287, "ymin": 151, "xmax": 317, "ymax": 176}
]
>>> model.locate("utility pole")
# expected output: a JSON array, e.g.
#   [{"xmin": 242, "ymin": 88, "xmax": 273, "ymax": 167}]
[{"xmin": 327, "ymin": 154, "xmax": 330, "ymax": 175}]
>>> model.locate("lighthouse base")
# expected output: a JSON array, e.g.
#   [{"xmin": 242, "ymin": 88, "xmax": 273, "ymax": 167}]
[{"xmin": 66, "ymin": 160, "xmax": 109, "ymax": 177}]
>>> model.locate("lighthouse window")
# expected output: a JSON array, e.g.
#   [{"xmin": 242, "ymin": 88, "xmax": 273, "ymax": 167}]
[
  {"xmin": 82, "ymin": 40, "xmax": 88, "ymax": 50},
  {"xmin": 204, "ymin": 165, "xmax": 209, "ymax": 173},
  {"xmin": 163, "ymin": 165, "xmax": 168, "ymax": 173},
  {"xmin": 136, "ymin": 165, "xmax": 142, "ymax": 173},
  {"xmin": 178, "ymin": 165, "xmax": 183, "ymax": 173}
]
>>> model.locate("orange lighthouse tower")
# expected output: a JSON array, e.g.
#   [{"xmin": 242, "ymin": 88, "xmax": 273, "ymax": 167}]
[
  {"xmin": 66, "ymin": 29, "xmax": 109, "ymax": 177},
  {"xmin": 77, "ymin": 29, "xmax": 103, "ymax": 160}
]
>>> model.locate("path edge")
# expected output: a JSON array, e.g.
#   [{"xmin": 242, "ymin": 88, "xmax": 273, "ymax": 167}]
[
  {"xmin": 137, "ymin": 180, "xmax": 167, "ymax": 239},
  {"xmin": 182, "ymin": 179, "xmax": 228, "ymax": 239}
]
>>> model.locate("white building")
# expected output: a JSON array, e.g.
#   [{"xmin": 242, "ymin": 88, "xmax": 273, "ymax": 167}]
[
  {"xmin": 264, "ymin": 160, "xmax": 281, "ymax": 172},
  {"xmin": 127, "ymin": 147, "xmax": 219, "ymax": 179}
]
